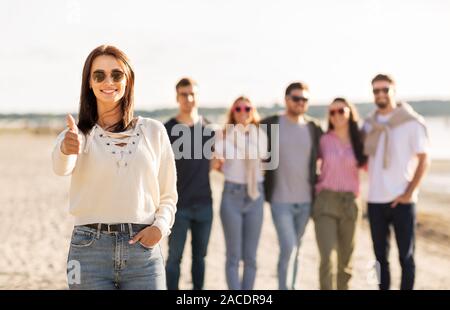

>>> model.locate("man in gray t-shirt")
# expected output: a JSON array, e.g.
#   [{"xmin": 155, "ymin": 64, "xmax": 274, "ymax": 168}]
[
  {"xmin": 260, "ymin": 81, "xmax": 322, "ymax": 290},
  {"xmin": 272, "ymin": 114, "xmax": 312, "ymax": 204}
]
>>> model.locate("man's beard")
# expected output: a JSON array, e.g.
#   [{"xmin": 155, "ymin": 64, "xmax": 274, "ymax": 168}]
[
  {"xmin": 375, "ymin": 100, "xmax": 389, "ymax": 109},
  {"xmin": 288, "ymin": 106, "xmax": 304, "ymax": 116}
]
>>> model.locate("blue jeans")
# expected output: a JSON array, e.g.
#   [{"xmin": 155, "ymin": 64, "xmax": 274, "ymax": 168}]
[
  {"xmin": 67, "ymin": 225, "xmax": 166, "ymax": 290},
  {"xmin": 220, "ymin": 181, "xmax": 264, "ymax": 290},
  {"xmin": 165, "ymin": 204, "xmax": 213, "ymax": 290},
  {"xmin": 270, "ymin": 202, "xmax": 311, "ymax": 290},
  {"xmin": 368, "ymin": 202, "xmax": 416, "ymax": 290}
]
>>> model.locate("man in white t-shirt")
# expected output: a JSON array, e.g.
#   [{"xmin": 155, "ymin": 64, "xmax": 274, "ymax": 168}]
[{"xmin": 363, "ymin": 74, "xmax": 430, "ymax": 290}]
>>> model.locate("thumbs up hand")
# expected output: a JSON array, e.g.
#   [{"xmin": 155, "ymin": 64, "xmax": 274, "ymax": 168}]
[{"xmin": 60, "ymin": 114, "xmax": 82, "ymax": 155}]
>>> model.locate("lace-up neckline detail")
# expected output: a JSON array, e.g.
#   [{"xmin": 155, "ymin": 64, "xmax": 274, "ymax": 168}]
[{"xmin": 84, "ymin": 116, "xmax": 144, "ymax": 171}]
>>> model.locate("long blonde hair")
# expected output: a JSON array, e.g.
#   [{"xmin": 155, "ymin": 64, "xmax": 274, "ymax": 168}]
[
  {"xmin": 219, "ymin": 96, "xmax": 262, "ymax": 160},
  {"xmin": 225, "ymin": 96, "xmax": 261, "ymax": 126}
]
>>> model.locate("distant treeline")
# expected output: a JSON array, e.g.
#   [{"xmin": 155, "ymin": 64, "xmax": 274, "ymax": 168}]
[{"xmin": 1, "ymin": 100, "xmax": 450, "ymax": 124}]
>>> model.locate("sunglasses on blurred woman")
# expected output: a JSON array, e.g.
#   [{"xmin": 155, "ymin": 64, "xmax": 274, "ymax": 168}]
[
  {"xmin": 234, "ymin": 105, "xmax": 252, "ymax": 113},
  {"xmin": 329, "ymin": 107, "xmax": 349, "ymax": 117}
]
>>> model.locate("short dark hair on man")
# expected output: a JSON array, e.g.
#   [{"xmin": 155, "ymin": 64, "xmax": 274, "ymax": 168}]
[
  {"xmin": 371, "ymin": 73, "xmax": 395, "ymax": 86},
  {"xmin": 175, "ymin": 77, "xmax": 198, "ymax": 92},
  {"xmin": 285, "ymin": 81, "xmax": 309, "ymax": 96}
]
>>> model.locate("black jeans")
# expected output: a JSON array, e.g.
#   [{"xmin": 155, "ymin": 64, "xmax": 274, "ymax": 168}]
[
  {"xmin": 368, "ymin": 202, "xmax": 416, "ymax": 290},
  {"xmin": 165, "ymin": 204, "xmax": 213, "ymax": 290}
]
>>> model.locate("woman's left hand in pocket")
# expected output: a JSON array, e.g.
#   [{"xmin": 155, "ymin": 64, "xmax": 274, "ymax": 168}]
[{"xmin": 129, "ymin": 226, "xmax": 162, "ymax": 248}]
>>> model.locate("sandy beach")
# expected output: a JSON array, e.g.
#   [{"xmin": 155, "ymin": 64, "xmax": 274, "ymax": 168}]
[{"xmin": 0, "ymin": 132, "xmax": 449, "ymax": 290}]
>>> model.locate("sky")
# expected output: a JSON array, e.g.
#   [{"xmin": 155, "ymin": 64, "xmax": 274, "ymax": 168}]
[{"xmin": 1, "ymin": 0, "xmax": 449, "ymax": 113}]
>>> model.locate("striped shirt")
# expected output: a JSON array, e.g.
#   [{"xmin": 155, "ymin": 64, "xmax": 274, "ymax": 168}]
[{"xmin": 315, "ymin": 131, "xmax": 360, "ymax": 196}]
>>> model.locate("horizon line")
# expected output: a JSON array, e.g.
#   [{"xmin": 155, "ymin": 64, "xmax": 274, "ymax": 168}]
[{"xmin": 2, "ymin": 98, "xmax": 450, "ymax": 115}]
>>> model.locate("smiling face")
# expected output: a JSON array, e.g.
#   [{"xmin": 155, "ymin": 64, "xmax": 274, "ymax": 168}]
[
  {"xmin": 372, "ymin": 80, "xmax": 395, "ymax": 110},
  {"xmin": 232, "ymin": 99, "xmax": 253, "ymax": 126},
  {"xmin": 90, "ymin": 55, "xmax": 127, "ymax": 107},
  {"xmin": 328, "ymin": 100, "xmax": 351, "ymax": 130},
  {"xmin": 285, "ymin": 88, "xmax": 310, "ymax": 116}
]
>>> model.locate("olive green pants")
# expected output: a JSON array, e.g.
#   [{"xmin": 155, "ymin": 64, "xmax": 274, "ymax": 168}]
[{"xmin": 312, "ymin": 190, "xmax": 359, "ymax": 290}]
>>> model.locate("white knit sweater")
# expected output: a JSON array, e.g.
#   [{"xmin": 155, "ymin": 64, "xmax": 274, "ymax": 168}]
[{"xmin": 52, "ymin": 116, "xmax": 178, "ymax": 237}]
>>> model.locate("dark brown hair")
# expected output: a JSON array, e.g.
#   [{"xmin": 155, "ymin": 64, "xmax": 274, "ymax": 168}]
[
  {"xmin": 327, "ymin": 97, "xmax": 367, "ymax": 167},
  {"xmin": 285, "ymin": 81, "xmax": 309, "ymax": 96},
  {"xmin": 371, "ymin": 73, "xmax": 395, "ymax": 86},
  {"xmin": 77, "ymin": 45, "xmax": 135, "ymax": 134},
  {"xmin": 175, "ymin": 77, "xmax": 198, "ymax": 92}
]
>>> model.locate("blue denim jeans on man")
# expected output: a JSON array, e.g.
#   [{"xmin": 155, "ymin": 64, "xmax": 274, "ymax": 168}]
[
  {"xmin": 270, "ymin": 202, "xmax": 311, "ymax": 290},
  {"xmin": 165, "ymin": 204, "xmax": 213, "ymax": 290}
]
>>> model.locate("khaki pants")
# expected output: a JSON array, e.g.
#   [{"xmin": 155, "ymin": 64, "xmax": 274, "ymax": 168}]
[{"xmin": 312, "ymin": 190, "xmax": 359, "ymax": 290}]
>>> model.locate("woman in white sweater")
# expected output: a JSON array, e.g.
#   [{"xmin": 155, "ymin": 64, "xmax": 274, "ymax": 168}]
[
  {"xmin": 52, "ymin": 45, "xmax": 177, "ymax": 290},
  {"xmin": 213, "ymin": 96, "xmax": 268, "ymax": 290}
]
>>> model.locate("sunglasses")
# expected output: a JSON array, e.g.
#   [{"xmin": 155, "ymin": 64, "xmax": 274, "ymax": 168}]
[
  {"xmin": 92, "ymin": 70, "xmax": 125, "ymax": 83},
  {"xmin": 234, "ymin": 105, "xmax": 252, "ymax": 113},
  {"xmin": 178, "ymin": 92, "xmax": 195, "ymax": 97},
  {"xmin": 290, "ymin": 95, "xmax": 309, "ymax": 103},
  {"xmin": 372, "ymin": 87, "xmax": 390, "ymax": 95},
  {"xmin": 329, "ymin": 107, "xmax": 348, "ymax": 116}
]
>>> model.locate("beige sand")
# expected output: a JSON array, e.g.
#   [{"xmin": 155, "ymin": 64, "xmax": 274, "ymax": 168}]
[{"xmin": 0, "ymin": 132, "xmax": 449, "ymax": 289}]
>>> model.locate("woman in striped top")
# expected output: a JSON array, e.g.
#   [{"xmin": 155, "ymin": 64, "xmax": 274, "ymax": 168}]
[{"xmin": 312, "ymin": 97, "xmax": 367, "ymax": 290}]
